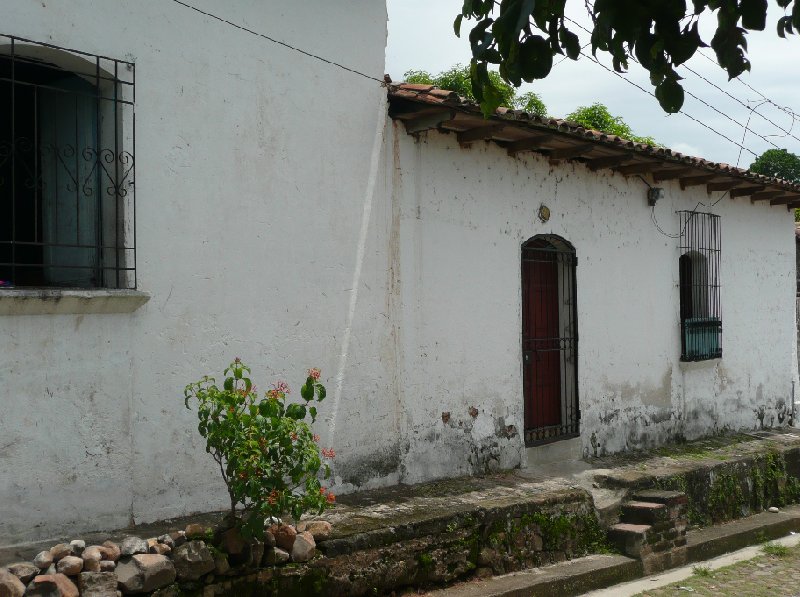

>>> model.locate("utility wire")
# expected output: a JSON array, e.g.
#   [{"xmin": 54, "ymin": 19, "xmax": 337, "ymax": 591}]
[
  {"xmin": 169, "ymin": 0, "xmax": 386, "ymax": 85},
  {"xmin": 563, "ymin": 16, "xmax": 770, "ymax": 157}
]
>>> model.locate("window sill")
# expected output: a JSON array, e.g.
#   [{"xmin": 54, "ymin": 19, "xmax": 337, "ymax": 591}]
[
  {"xmin": 678, "ymin": 358, "xmax": 721, "ymax": 372},
  {"xmin": 0, "ymin": 289, "xmax": 150, "ymax": 316}
]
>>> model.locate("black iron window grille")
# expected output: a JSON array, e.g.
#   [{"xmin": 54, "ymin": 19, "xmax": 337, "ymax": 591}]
[
  {"xmin": 0, "ymin": 35, "xmax": 135, "ymax": 289},
  {"xmin": 678, "ymin": 211, "xmax": 721, "ymax": 361}
]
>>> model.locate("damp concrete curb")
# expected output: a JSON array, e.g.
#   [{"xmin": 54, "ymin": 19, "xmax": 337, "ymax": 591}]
[{"xmin": 428, "ymin": 504, "xmax": 800, "ymax": 597}]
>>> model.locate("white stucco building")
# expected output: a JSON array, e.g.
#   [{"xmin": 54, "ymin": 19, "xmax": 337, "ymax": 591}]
[{"xmin": 1, "ymin": 1, "xmax": 798, "ymax": 545}]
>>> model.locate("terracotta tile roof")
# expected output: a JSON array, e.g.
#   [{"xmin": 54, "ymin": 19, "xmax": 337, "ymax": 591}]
[{"xmin": 388, "ymin": 83, "xmax": 800, "ymax": 206}]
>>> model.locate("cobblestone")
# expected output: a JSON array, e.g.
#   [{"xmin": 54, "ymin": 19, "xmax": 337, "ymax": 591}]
[{"xmin": 635, "ymin": 543, "xmax": 800, "ymax": 597}]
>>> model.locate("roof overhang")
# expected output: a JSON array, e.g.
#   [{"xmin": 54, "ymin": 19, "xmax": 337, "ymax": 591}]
[{"xmin": 388, "ymin": 84, "xmax": 800, "ymax": 210}]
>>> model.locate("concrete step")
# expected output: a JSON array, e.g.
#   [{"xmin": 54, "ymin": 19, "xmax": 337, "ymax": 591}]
[{"xmin": 620, "ymin": 501, "xmax": 669, "ymax": 526}]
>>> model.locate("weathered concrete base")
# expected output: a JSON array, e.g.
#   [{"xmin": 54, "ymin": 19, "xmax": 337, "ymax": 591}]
[{"xmin": 422, "ymin": 554, "xmax": 641, "ymax": 597}]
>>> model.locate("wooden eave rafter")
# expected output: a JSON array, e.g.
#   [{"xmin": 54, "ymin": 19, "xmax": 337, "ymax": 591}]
[
  {"xmin": 679, "ymin": 174, "xmax": 717, "ymax": 190},
  {"xmin": 750, "ymin": 190, "xmax": 786, "ymax": 202},
  {"xmin": 730, "ymin": 185, "xmax": 766, "ymax": 198},
  {"xmin": 652, "ymin": 168, "xmax": 694, "ymax": 183},
  {"xmin": 457, "ymin": 124, "xmax": 506, "ymax": 145},
  {"xmin": 505, "ymin": 134, "xmax": 556, "ymax": 155},
  {"xmin": 387, "ymin": 93, "xmax": 800, "ymax": 209}
]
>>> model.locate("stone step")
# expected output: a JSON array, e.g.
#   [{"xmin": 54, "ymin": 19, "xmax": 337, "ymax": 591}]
[
  {"xmin": 607, "ymin": 523, "xmax": 652, "ymax": 558},
  {"xmin": 621, "ymin": 501, "xmax": 669, "ymax": 526},
  {"xmin": 631, "ymin": 489, "xmax": 688, "ymax": 508}
]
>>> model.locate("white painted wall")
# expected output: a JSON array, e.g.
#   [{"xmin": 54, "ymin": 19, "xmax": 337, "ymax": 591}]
[
  {"xmin": 0, "ymin": 0, "xmax": 390, "ymax": 544},
  {"xmin": 2, "ymin": 0, "xmax": 797, "ymax": 546},
  {"xmin": 386, "ymin": 124, "xmax": 798, "ymax": 472}
]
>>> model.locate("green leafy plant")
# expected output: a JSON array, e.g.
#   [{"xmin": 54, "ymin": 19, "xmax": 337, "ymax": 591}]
[
  {"xmin": 455, "ymin": 0, "xmax": 800, "ymax": 114},
  {"xmin": 692, "ymin": 565, "xmax": 713, "ymax": 577},
  {"xmin": 762, "ymin": 541, "xmax": 790, "ymax": 557},
  {"xmin": 566, "ymin": 103, "xmax": 658, "ymax": 145},
  {"xmin": 184, "ymin": 359, "xmax": 335, "ymax": 537},
  {"xmin": 405, "ymin": 64, "xmax": 547, "ymax": 117}
]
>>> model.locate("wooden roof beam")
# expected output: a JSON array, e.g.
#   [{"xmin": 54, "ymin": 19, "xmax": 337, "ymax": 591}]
[
  {"xmin": 506, "ymin": 134, "xmax": 556, "ymax": 156},
  {"xmin": 548, "ymin": 143, "xmax": 597, "ymax": 160},
  {"xmin": 729, "ymin": 185, "xmax": 765, "ymax": 198},
  {"xmin": 770, "ymin": 194, "xmax": 800, "ymax": 206},
  {"xmin": 585, "ymin": 153, "xmax": 633, "ymax": 171},
  {"xmin": 402, "ymin": 109, "xmax": 456, "ymax": 134},
  {"xmin": 652, "ymin": 168, "xmax": 694, "ymax": 183},
  {"xmin": 750, "ymin": 190, "xmax": 786, "ymax": 202},
  {"xmin": 457, "ymin": 124, "xmax": 506, "ymax": 145},
  {"xmin": 679, "ymin": 174, "xmax": 717, "ymax": 190},
  {"xmin": 616, "ymin": 162, "xmax": 661, "ymax": 175},
  {"xmin": 706, "ymin": 180, "xmax": 744, "ymax": 192}
]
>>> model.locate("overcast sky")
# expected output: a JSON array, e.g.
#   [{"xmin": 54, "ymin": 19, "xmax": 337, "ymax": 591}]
[{"xmin": 386, "ymin": 1, "xmax": 800, "ymax": 168}]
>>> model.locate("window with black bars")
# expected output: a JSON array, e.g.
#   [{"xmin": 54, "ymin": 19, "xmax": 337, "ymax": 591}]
[
  {"xmin": 678, "ymin": 211, "xmax": 721, "ymax": 361},
  {"xmin": 0, "ymin": 35, "xmax": 135, "ymax": 289}
]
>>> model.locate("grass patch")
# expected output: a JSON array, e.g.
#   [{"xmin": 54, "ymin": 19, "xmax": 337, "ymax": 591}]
[
  {"xmin": 762, "ymin": 542, "xmax": 790, "ymax": 557},
  {"xmin": 691, "ymin": 565, "xmax": 713, "ymax": 577}
]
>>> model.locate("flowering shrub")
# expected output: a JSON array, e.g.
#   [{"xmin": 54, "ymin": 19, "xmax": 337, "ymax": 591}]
[{"xmin": 184, "ymin": 359, "xmax": 334, "ymax": 536}]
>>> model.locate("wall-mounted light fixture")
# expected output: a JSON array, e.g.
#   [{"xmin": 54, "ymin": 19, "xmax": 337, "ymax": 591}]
[
  {"xmin": 537, "ymin": 204, "xmax": 551, "ymax": 223},
  {"xmin": 647, "ymin": 187, "xmax": 665, "ymax": 207}
]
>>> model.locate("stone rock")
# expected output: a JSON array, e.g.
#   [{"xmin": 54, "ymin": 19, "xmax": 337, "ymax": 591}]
[
  {"xmin": 769, "ymin": 506, "xmax": 780, "ymax": 513},
  {"xmin": 77, "ymin": 572, "xmax": 117, "ymax": 597},
  {"xmin": 263, "ymin": 530, "xmax": 276, "ymax": 549},
  {"xmin": 100, "ymin": 542, "xmax": 121, "ymax": 562},
  {"xmin": 172, "ymin": 541, "xmax": 215, "ymax": 581},
  {"xmin": 0, "ymin": 569, "xmax": 25, "ymax": 597},
  {"xmin": 55, "ymin": 557, "xmax": 83, "ymax": 576},
  {"xmin": 119, "ymin": 538, "xmax": 148, "ymax": 557},
  {"xmin": 42, "ymin": 566, "xmax": 56, "ymax": 577},
  {"xmin": 49, "ymin": 545, "xmax": 71, "ymax": 562},
  {"xmin": 82, "ymin": 559, "xmax": 100, "ymax": 574},
  {"xmin": 156, "ymin": 535, "xmax": 174, "ymax": 549},
  {"xmin": 24, "ymin": 574, "xmax": 79, "ymax": 597},
  {"xmin": 296, "ymin": 521, "xmax": 332, "ymax": 542},
  {"xmin": 98, "ymin": 562, "xmax": 116, "ymax": 573},
  {"xmin": 168, "ymin": 532, "xmax": 186, "ymax": 548},
  {"xmin": 8, "ymin": 562, "xmax": 39, "ymax": 584},
  {"xmin": 220, "ymin": 528, "xmax": 246, "ymax": 557},
  {"xmin": 475, "ymin": 567, "xmax": 494, "ymax": 579},
  {"xmin": 263, "ymin": 548, "xmax": 290, "ymax": 566},
  {"xmin": 68, "ymin": 541, "xmax": 85, "ymax": 557},
  {"xmin": 248, "ymin": 541, "xmax": 264, "ymax": 568},
  {"xmin": 213, "ymin": 553, "xmax": 230, "ymax": 576},
  {"xmin": 149, "ymin": 544, "xmax": 171, "ymax": 556},
  {"xmin": 184, "ymin": 524, "xmax": 206, "ymax": 539},
  {"xmin": 115, "ymin": 554, "xmax": 176, "ymax": 594},
  {"xmin": 269, "ymin": 524, "xmax": 296, "ymax": 552},
  {"xmin": 82, "ymin": 547, "xmax": 102, "ymax": 564},
  {"xmin": 290, "ymin": 532, "xmax": 316, "ymax": 563},
  {"xmin": 33, "ymin": 552, "xmax": 53, "ymax": 571}
]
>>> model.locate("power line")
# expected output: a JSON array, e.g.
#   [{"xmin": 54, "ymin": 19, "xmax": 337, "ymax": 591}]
[
  {"xmin": 169, "ymin": 0, "xmax": 386, "ymax": 85},
  {"xmin": 562, "ymin": 16, "xmax": 767, "ymax": 158},
  {"xmin": 681, "ymin": 61, "xmax": 800, "ymax": 145}
]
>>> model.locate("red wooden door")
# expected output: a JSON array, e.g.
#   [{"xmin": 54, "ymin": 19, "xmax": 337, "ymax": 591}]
[{"xmin": 522, "ymin": 250, "xmax": 562, "ymax": 431}]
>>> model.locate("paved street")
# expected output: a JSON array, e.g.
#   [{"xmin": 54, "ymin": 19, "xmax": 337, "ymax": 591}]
[{"xmin": 634, "ymin": 542, "xmax": 800, "ymax": 597}]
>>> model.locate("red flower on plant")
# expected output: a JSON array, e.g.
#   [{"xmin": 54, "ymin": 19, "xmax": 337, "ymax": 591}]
[
  {"xmin": 267, "ymin": 490, "xmax": 280, "ymax": 505},
  {"xmin": 313, "ymin": 434, "xmax": 320, "ymax": 443},
  {"xmin": 234, "ymin": 357, "xmax": 241, "ymax": 364},
  {"xmin": 308, "ymin": 368, "xmax": 321, "ymax": 381},
  {"xmin": 291, "ymin": 432, "xmax": 298, "ymax": 441},
  {"xmin": 326, "ymin": 492, "xmax": 336, "ymax": 504},
  {"xmin": 273, "ymin": 381, "xmax": 290, "ymax": 395},
  {"xmin": 322, "ymin": 448, "xmax": 336, "ymax": 459}
]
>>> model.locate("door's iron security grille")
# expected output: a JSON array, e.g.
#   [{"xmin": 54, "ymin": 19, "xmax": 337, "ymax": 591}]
[
  {"xmin": 521, "ymin": 237, "xmax": 579, "ymax": 447},
  {"xmin": 0, "ymin": 34, "xmax": 136, "ymax": 289},
  {"xmin": 678, "ymin": 211, "xmax": 721, "ymax": 361}
]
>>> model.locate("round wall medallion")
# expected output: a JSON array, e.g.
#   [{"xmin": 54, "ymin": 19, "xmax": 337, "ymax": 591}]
[{"xmin": 537, "ymin": 204, "xmax": 551, "ymax": 223}]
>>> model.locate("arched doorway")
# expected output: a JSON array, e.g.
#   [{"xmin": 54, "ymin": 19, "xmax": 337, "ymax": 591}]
[{"xmin": 521, "ymin": 235, "xmax": 579, "ymax": 445}]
